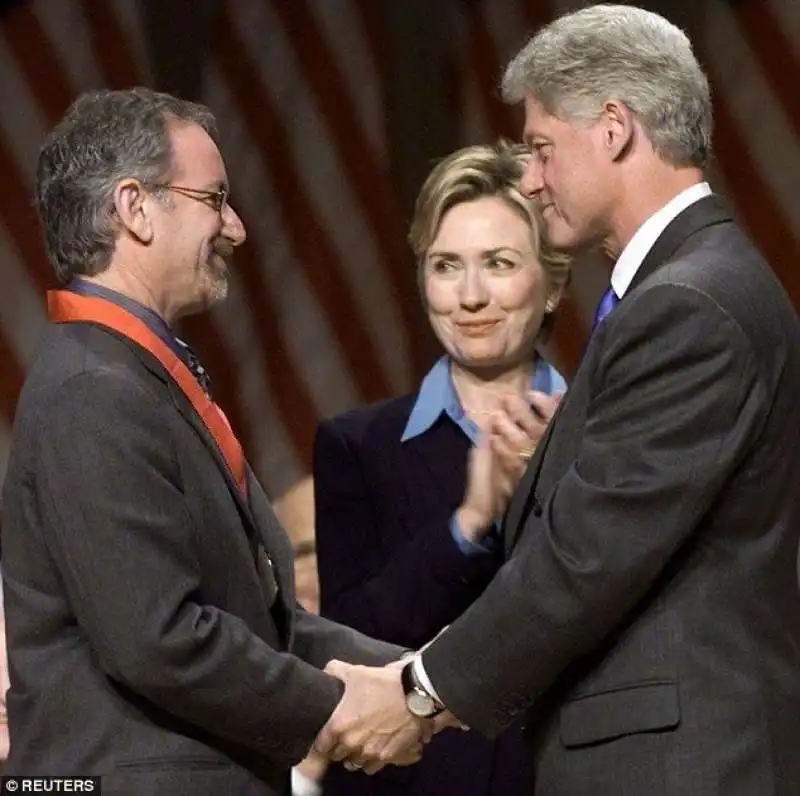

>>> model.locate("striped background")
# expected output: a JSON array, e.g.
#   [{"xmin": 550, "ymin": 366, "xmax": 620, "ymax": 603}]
[{"xmin": 0, "ymin": 0, "xmax": 797, "ymax": 496}]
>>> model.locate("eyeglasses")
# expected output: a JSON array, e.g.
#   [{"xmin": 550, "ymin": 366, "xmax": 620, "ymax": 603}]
[{"xmin": 161, "ymin": 184, "xmax": 230, "ymax": 213}]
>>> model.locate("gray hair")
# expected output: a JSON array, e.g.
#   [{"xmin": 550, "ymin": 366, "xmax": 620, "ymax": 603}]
[
  {"xmin": 36, "ymin": 87, "xmax": 218, "ymax": 284},
  {"xmin": 501, "ymin": 4, "xmax": 712, "ymax": 168}
]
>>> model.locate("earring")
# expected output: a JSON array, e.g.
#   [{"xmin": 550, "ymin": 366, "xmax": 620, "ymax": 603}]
[{"xmin": 545, "ymin": 295, "xmax": 558, "ymax": 313}]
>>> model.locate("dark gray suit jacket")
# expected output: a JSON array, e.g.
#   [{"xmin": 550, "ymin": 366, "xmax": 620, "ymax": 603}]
[
  {"xmin": 422, "ymin": 196, "xmax": 800, "ymax": 794},
  {"xmin": 0, "ymin": 321, "xmax": 401, "ymax": 795}
]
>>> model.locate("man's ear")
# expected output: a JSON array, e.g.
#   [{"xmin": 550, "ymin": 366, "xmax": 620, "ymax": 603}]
[
  {"xmin": 599, "ymin": 99, "xmax": 634, "ymax": 162},
  {"xmin": 112, "ymin": 179, "xmax": 154, "ymax": 244}
]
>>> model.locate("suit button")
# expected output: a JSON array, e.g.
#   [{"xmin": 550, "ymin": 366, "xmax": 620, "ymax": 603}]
[{"xmin": 533, "ymin": 505, "xmax": 543, "ymax": 518}]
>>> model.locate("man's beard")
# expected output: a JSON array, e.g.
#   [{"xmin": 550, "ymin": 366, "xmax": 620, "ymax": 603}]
[{"xmin": 198, "ymin": 251, "xmax": 229, "ymax": 308}]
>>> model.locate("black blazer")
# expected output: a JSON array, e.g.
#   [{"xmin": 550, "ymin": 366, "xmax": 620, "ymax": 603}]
[
  {"xmin": 0, "ymin": 322, "xmax": 401, "ymax": 796},
  {"xmin": 315, "ymin": 397, "xmax": 533, "ymax": 795},
  {"xmin": 422, "ymin": 196, "xmax": 800, "ymax": 795}
]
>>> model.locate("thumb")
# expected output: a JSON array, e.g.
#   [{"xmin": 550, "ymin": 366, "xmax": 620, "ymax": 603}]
[
  {"xmin": 472, "ymin": 430, "xmax": 494, "ymax": 464},
  {"xmin": 324, "ymin": 659, "xmax": 350, "ymax": 680}
]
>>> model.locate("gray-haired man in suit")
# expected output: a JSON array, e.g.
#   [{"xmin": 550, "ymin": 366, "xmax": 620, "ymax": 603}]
[
  {"xmin": 317, "ymin": 6, "xmax": 800, "ymax": 794},
  {"xmin": 0, "ymin": 88, "xmax": 425, "ymax": 795}
]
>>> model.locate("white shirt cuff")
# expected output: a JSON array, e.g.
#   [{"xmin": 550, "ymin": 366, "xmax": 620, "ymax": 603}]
[
  {"xmin": 413, "ymin": 654, "xmax": 444, "ymax": 704},
  {"xmin": 291, "ymin": 767, "xmax": 323, "ymax": 796}
]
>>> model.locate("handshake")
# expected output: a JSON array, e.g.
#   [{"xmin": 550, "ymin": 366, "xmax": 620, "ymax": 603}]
[{"xmin": 313, "ymin": 656, "xmax": 464, "ymax": 775}]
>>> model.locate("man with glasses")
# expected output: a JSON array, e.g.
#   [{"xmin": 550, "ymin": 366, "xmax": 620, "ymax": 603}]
[{"xmin": 0, "ymin": 88, "xmax": 414, "ymax": 795}]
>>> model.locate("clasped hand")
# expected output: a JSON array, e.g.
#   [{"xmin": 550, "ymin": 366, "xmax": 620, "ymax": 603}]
[{"xmin": 314, "ymin": 660, "xmax": 456, "ymax": 774}]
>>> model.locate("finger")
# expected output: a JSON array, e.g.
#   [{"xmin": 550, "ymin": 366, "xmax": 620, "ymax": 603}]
[
  {"xmin": 492, "ymin": 408, "xmax": 546, "ymax": 453},
  {"xmin": 433, "ymin": 710, "xmax": 468, "ymax": 733},
  {"xmin": 313, "ymin": 725, "xmax": 338, "ymax": 757},
  {"xmin": 526, "ymin": 390, "xmax": 560, "ymax": 422},
  {"xmin": 362, "ymin": 760, "xmax": 386, "ymax": 777},
  {"xmin": 324, "ymin": 659, "xmax": 350, "ymax": 679},
  {"xmin": 327, "ymin": 743, "xmax": 349, "ymax": 762},
  {"xmin": 489, "ymin": 425, "xmax": 526, "ymax": 458},
  {"xmin": 469, "ymin": 430, "xmax": 494, "ymax": 465},
  {"xmin": 342, "ymin": 753, "xmax": 371, "ymax": 772},
  {"xmin": 489, "ymin": 423, "xmax": 535, "ymax": 469},
  {"xmin": 379, "ymin": 723, "xmax": 425, "ymax": 763},
  {"xmin": 328, "ymin": 739, "xmax": 362, "ymax": 763},
  {"xmin": 390, "ymin": 741, "xmax": 424, "ymax": 766},
  {"xmin": 374, "ymin": 735, "xmax": 424, "ymax": 767},
  {"xmin": 381, "ymin": 738, "xmax": 424, "ymax": 766},
  {"xmin": 465, "ymin": 435, "xmax": 495, "ymax": 491},
  {"xmin": 363, "ymin": 760, "xmax": 387, "ymax": 775},
  {"xmin": 318, "ymin": 723, "xmax": 362, "ymax": 763},
  {"xmin": 420, "ymin": 719, "xmax": 435, "ymax": 745},
  {"xmin": 500, "ymin": 394, "xmax": 552, "ymax": 440},
  {"xmin": 361, "ymin": 731, "xmax": 391, "ymax": 761}
]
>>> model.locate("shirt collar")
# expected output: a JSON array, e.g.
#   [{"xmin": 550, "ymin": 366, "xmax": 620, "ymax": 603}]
[
  {"xmin": 611, "ymin": 182, "xmax": 712, "ymax": 299},
  {"xmin": 401, "ymin": 355, "xmax": 562, "ymax": 443},
  {"xmin": 66, "ymin": 278, "xmax": 184, "ymax": 360},
  {"xmin": 401, "ymin": 357, "xmax": 460, "ymax": 442},
  {"xmin": 68, "ymin": 279, "xmax": 172, "ymax": 332}
]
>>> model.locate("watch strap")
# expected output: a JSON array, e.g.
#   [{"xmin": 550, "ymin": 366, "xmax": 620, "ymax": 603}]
[
  {"xmin": 401, "ymin": 659, "xmax": 417, "ymax": 696},
  {"xmin": 401, "ymin": 659, "xmax": 445, "ymax": 716}
]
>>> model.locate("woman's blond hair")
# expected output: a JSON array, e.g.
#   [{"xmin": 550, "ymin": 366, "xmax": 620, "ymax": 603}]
[{"xmin": 409, "ymin": 140, "xmax": 570, "ymax": 333}]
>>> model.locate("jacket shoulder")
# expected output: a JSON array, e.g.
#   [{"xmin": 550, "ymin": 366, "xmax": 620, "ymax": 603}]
[
  {"xmin": 642, "ymin": 222, "xmax": 798, "ymax": 356},
  {"xmin": 14, "ymin": 324, "xmax": 169, "ymax": 438},
  {"xmin": 317, "ymin": 394, "xmax": 416, "ymax": 450}
]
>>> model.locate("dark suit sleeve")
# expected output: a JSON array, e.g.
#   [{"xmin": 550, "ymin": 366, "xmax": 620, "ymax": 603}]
[
  {"xmin": 32, "ymin": 370, "xmax": 343, "ymax": 766},
  {"xmin": 291, "ymin": 605, "xmax": 405, "ymax": 668},
  {"xmin": 421, "ymin": 283, "xmax": 766, "ymax": 735},
  {"xmin": 314, "ymin": 419, "xmax": 497, "ymax": 649}
]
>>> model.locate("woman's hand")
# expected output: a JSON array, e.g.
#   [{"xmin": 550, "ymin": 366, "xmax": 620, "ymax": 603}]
[
  {"xmin": 488, "ymin": 390, "xmax": 560, "ymax": 479},
  {"xmin": 457, "ymin": 391, "xmax": 561, "ymax": 538}
]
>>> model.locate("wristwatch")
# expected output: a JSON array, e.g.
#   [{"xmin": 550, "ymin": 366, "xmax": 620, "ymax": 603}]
[{"xmin": 401, "ymin": 660, "xmax": 445, "ymax": 718}]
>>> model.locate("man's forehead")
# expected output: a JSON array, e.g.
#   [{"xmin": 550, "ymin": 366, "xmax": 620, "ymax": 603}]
[
  {"xmin": 522, "ymin": 97, "xmax": 554, "ymax": 136},
  {"xmin": 168, "ymin": 121, "xmax": 226, "ymax": 182}
]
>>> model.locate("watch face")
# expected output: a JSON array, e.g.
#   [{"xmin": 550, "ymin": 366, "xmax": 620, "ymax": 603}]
[{"xmin": 407, "ymin": 688, "xmax": 435, "ymax": 717}]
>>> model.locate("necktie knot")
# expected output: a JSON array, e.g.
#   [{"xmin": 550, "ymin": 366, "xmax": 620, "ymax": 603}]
[
  {"xmin": 175, "ymin": 337, "xmax": 213, "ymax": 397},
  {"xmin": 591, "ymin": 286, "xmax": 620, "ymax": 334}
]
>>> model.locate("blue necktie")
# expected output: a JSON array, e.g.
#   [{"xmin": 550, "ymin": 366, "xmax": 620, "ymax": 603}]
[{"xmin": 591, "ymin": 286, "xmax": 620, "ymax": 334}]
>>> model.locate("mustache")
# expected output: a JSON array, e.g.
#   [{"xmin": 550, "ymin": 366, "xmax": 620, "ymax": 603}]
[{"xmin": 213, "ymin": 239, "xmax": 235, "ymax": 259}]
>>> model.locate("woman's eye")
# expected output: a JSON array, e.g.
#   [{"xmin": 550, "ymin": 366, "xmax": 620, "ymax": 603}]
[
  {"xmin": 430, "ymin": 259, "xmax": 457, "ymax": 273},
  {"xmin": 487, "ymin": 257, "xmax": 515, "ymax": 270}
]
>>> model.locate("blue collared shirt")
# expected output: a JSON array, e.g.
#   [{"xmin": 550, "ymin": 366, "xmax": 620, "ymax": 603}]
[
  {"xmin": 67, "ymin": 279, "xmax": 189, "ymax": 364},
  {"xmin": 402, "ymin": 355, "xmax": 566, "ymax": 555}
]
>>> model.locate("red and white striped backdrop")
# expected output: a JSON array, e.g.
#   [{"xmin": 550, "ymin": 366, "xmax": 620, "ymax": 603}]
[{"xmin": 0, "ymin": 0, "xmax": 797, "ymax": 494}]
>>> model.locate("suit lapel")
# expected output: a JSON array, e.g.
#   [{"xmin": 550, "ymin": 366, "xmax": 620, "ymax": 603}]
[
  {"xmin": 401, "ymin": 417, "xmax": 470, "ymax": 509},
  {"xmin": 503, "ymin": 195, "xmax": 732, "ymax": 555},
  {"xmin": 48, "ymin": 291, "xmax": 248, "ymax": 496},
  {"xmin": 164, "ymin": 378, "xmax": 256, "ymax": 528},
  {"xmin": 78, "ymin": 326, "xmax": 291, "ymax": 637},
  {"xmin": 169, "ymin": 382, "xmax": 293, "ymax": 634},
  {"xmin": 71, "ymin": 324, "xmax": 258, "ymax": 536},
  {"xmin": 504, "ymin": 399, "xmax": 566, "ymax": 554},
  {"xmin": 246, "ymin": 468, "xmax": 296, "ymax": 634},
  {"xmin": 629, "ymin": 195, "xmax": 732, "ymax": 293}
]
